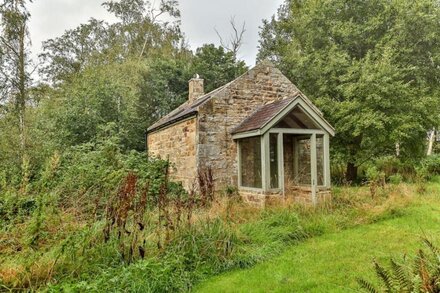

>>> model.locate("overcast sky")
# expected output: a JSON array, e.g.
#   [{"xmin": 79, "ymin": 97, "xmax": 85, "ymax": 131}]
[{"xmin": 28, "ymin": 0, "xmax": 284, "ymax": 66}]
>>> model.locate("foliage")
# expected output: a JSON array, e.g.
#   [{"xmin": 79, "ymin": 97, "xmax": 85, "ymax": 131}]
[
  {"xmin": 258, "ymin": 0, "xmax": 440, "ymax": 180},
  {"xmin": 0, "ymin": 0, "xmax": 32, "ymax": 102},
  {"xmin": 0, "ymin": 9, "xmax": 248, "ymax": 182},
  {"xmin": 365, "ymin": 166, "xmax": 386, "ymax": 198},
  {"xmin": 358, "ymin": 238, "xmax": 440, "ymax": 293},
  {"xmin": 191, "ymin": 44, "xmax": 247, "ymax": 93},
  {"xmin": 45, "ymin": 209, "xmax": 315, "ymax": 292},
  {"xmin": 196, "ymin": 187, "xmax": 440, "ymax": 292},
  {"xmin": 388, "ymin": 174, "xmax": 403, "ymax": 185},
  {"xmin": 1, "ymin": 175, "xmax": 423, "ymax": 291},
  {"xmin": 421, "ymin": 155, "xmax": 440, "ymax": 177},
  {"xmin": 0, "ymin": 0, "xmax": 33, "ymax": 171},
  {"xmin": 2, "ymin": 0, "xmax": 440, "ymax": 291},
  {"xmin": 0, "ymin": 6, "xmax": 250, "ymax": 290},
  {"xmin": 39, "ymin": 0, "xmax": 182, "ymax": 83}
]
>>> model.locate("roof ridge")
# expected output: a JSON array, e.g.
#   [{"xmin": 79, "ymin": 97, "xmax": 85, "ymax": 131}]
[
  {"xmin": 147, "ymin": 82, "xmax": 231, "ymax": 132},
  {"xmin": 147, "ymin": 61, "xmax": 317, "ymax": 133}
]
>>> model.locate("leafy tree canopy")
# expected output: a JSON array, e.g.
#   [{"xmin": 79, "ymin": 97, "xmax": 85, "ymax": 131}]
[
  {"xmin": 39, "ymin": 0, "xmax": 184, "ymax": 83},
  {"xmin": 0, "ymin": 0, "xmax": 249, "ymax": 183},
  {"xmin": 258, "ymin": 0, "xmax": 440, "ymax": 180}
]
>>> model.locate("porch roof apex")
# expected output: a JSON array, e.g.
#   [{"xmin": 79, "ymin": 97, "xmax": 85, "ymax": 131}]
[
  {"xmin": 231, "ymin": 97, "xmax": 297, "ymax": 135},
  {"xmin": 231, "ymin": 95, "xmax": 335, "ymax": 137}
]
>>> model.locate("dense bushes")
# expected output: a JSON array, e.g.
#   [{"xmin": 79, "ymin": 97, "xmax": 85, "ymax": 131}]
[
  {"xmin": 421, "ymin": 155, "xmax": 440, "ymax": 177},
  {"xmin": 331, "ymin": 155, "xmax": 440, "ymax": 186},
  {"xmin": 1, "ymin": 146, "xmax": 415, "ymax": 292},
  {"xmin": 0, "ymin": 135, "xmax": 430, "ymax": 291},
  {"xmin": 45, "ymin": 210, "xmax": 317, "ymax": 292}
]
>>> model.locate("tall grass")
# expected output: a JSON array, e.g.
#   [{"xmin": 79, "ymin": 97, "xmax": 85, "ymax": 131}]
[{"xmin": 0, "ymin": 142, "xmax": 427, "ymax": 291}]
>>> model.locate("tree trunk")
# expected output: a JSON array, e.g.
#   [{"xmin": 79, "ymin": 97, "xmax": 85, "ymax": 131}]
[
  {"xmin": 346, "ymin": 162, "xmax": 358, "ymax": 183},
  {"xmin": 18, "ymin": 21, "xmax": 26, "ymax": 155},
  {"xmin": 427, "ymin": 128, "xmax": 435, "ymax": 156}
]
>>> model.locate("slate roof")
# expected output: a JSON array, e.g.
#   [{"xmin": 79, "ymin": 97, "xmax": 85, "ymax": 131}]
[
  {"xmin": 231, "ymin": 97, "xmax": 296, "ymax": 134},
  {"xmin": 147, "ymin": 85, "xmax": 227, "ymax": 133},
  {"xmin": 147, "ymin": 61, "xmax": 330, "ymax": 134}
]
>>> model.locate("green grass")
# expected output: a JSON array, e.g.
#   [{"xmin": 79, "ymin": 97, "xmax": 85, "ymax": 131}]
[
  {"xmin": 195, "ymin": 194, "xmax": 440, "ymax": 292},
  {"xmin": 3, "ymin": 182, "xmax": 439, "ymax": 292}
]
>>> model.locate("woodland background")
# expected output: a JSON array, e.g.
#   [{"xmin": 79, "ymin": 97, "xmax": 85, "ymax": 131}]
[{"xmin": 1, "ymin": 0, "xmax": 440, "ymax": 291}]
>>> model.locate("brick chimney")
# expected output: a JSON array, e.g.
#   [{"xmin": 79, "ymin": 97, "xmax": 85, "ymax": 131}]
[{"xmin": 188, "ymin": 74, "xmax": 204, "ymax": 103}]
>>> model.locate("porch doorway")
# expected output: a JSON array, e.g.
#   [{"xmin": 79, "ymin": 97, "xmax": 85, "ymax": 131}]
[{"xmin": 282, "ymin": 134, "xmax": 326, "ymax": 202}]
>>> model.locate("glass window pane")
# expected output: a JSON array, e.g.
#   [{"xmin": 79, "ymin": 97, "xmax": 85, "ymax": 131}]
[
  {"xmin": 297, "ymin": 138, "xmax": 311, "ymax": 185},
  {"xmin": 316, "ymin": 136, "xmax": 324, "ymax": 186},
  {"xmin": 283, "ymin": 134, "xmax": 295, "ymax": 186},
  {"xmin": 240, "ymin": 137, "xmax": 262, "ymax": 188},
  {"xmin": 269, "ymin": 133, "xmax": 279, "ymax": 188}
]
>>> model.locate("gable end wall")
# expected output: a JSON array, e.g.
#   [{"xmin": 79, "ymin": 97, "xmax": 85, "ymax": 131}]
[{"xmin": 197, "ymin": 63, "xmax": 301, "ymax": 189}]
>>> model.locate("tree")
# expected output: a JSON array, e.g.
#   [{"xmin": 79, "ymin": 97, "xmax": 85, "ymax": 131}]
[
  {"xmin": 0, "ymin": 0, "xmax": 33, "ymax": 157},
  {"xmin": 40, "ymin": 0, "xmax": 183, "ymax": 83},
  {"xmin": 191, "ymin": 44, "xmax": 247, "ymax": 93},
  {"xmin": 35, "ymin": 61, "xmax": 149, "ymax": 151},
  {"xmin": 215, "ymin": 16, "xmax": 246, "ymax": 60},
  {"xmin": 103, "ymin": 0, "xmax": 181, "ymax": 59},
  {"xmin": 258, "ymin": 0, "xmax": 440, "ymax": 182}
]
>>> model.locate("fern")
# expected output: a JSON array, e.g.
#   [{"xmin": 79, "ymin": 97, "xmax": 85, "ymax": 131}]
[
  {"xmin": 374, "ymin": 260, "xmax": 394, "ymax": 292},
  {"xmin": 423, "ymin": 238, "xmax": 440, "ymax": 272},
  {"xmin": 390, "ymin": 259, "xmax": 412, "ymax": 292},
  {"xmin": 357, "ymin": 278, "xmax": 380, "ymax": 293},
  {"xmin": 359, "ymin": 238, "xmax": 440, "ymax": 293},
  {"xmin": 423, "ymin": 238, "xmax": 440, "ymax": 256}
]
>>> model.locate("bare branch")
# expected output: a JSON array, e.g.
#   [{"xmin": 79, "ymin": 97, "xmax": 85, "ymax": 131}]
[
  {"xmin": 229, "ymin": 16, "xmax": 246, "ymax": 56},
  {"xmin": 214, "ymin": 27, "xmax": 228, "ymax": 49},
  {"xmin": 214, "ymin": 16, "xmax": 246, "ymax": 58},
  {"xmin": 0, "ymin": 36, "xmax": 19, "ymax": 57}
]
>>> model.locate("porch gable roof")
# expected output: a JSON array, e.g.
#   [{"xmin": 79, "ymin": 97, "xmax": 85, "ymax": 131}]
[{"xmin": 231, "ymin": 95, "xmax": 335, "ymax": 138}]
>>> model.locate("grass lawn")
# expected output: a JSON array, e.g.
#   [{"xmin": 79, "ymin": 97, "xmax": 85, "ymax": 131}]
[{"xmin": 195, "ymin": 186, "xmax": 440, "ymax": 292}]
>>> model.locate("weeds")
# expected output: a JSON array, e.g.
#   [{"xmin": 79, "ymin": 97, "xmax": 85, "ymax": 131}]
[
  {"xmin": 0, "ymin": 144, "xmax": 430, "ymax": 291},
  {"xmin": 197, "ymin": 166, "xmax": 215, "ymax": 207}
]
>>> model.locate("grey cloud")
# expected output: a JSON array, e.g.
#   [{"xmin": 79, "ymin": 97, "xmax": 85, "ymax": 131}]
[{"xmin": 28, "ymin": 0, "xmax": 284, "ymax": 65}]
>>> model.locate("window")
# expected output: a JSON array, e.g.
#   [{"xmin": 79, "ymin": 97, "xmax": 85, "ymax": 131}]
[
  {"xmin": 239, "ymin": 137, "xmax": 262, "ymax": 188},
  {"xmin": 269, "ymin": 133, "xmax": 279, "ymax": 188},
  {"xmin": 316, "ymin": 135, "xmax": 324, "ymax": 186},
  {"xmin": 297, "ymin": 138, "xmax": 311, "ymax": 185}
]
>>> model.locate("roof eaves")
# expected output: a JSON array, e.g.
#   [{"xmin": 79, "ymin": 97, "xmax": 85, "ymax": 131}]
[
  {"xmin": 147, "ymin": 83, "xmax": 230, "ymax": 133},
  {"xmin": 147, "ymin": 110, "xmax": 197, "ymax": 133}
]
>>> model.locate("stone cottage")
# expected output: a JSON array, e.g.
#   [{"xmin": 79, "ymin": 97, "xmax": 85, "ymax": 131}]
[{"xmin": 147, "ymin": 61, "xmax": 335, "ymax": 204}]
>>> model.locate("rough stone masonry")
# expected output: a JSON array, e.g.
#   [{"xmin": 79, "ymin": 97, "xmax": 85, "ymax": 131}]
[{"xmin": 147, "ymin": 61, "xmax": 301, "ymax": 191}]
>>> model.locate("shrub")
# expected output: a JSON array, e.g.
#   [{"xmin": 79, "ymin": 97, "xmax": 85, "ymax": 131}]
[
  {"xmin": 0, "ymin": 191, "xmax": 37, "ymax": 227},
  {"xmin": 365, "ymin": 166, "xmax": 386, "ymax": 198},
  {"xmin": 388, "ymin": 174, "xmax": 403, "ymax": 185},
  {"xmin": 374, "ymin": 156, "xmax": 417, "ymax": 181},
  {"xmin": 421, "ymin": 155, "xmax": 440, "ymax": 177}
]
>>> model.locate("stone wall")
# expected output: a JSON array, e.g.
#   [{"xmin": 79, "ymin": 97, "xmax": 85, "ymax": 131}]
[
  {"xmin": 242, "ymin": 187, "xmax": 332, "ymax": 206},
  {"xmin": 197, "ymin": 61, "xmax": 301, "ymax": 190},
  {"xmin": 147, "ymin": 118, "xmax": 197, "ymax": 189}
]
